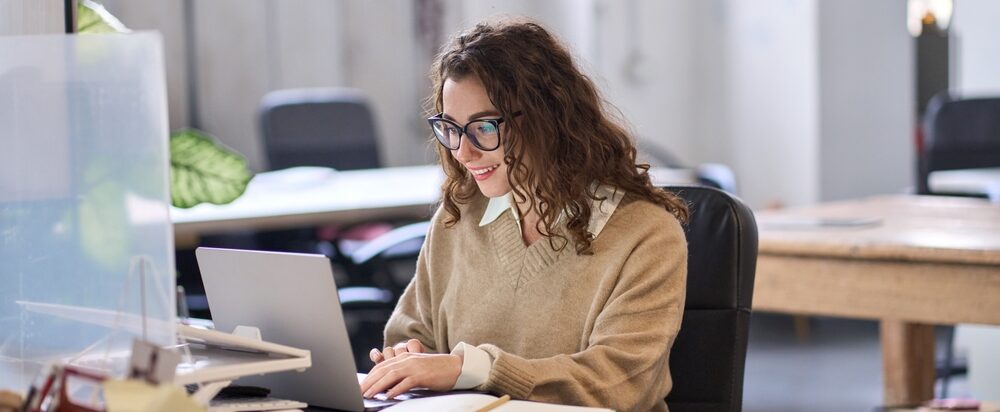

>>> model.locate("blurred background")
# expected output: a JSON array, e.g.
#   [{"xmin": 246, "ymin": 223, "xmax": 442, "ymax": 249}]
[
  {"xmin": 41, "ymin": 0, "xmax": 995, "ymax": 209},
  {"xmin": 4, "ymin": 1, "xmax": 999, "ymax": 411}
]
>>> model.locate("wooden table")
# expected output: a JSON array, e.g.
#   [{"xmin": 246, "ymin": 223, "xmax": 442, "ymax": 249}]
[
  {"xmin": 171, "ymin": 165, "xmax": 695, "ymax": 247},
  {"xmin": 754, "ymin": 195, "xmax": 1000, "ymax": 406}
]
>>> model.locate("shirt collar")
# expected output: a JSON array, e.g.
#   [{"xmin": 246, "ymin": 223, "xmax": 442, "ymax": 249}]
[{"xmin": 479, "ymin": 183, "xmax": 625, "ymax": 238}]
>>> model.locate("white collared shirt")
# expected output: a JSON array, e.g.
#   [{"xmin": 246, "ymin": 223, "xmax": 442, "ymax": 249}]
[
  {"xmin": 451, "ymin": 183, "xmax": 625, "ymax": 389},
  {"xmin": 477, "ymin": 183, "xmax": 625, "ymax": 239}
]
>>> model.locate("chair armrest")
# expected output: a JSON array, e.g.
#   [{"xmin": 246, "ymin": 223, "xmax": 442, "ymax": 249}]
[{"xmin": 348, "ymin": 221, "xmax": 431, "ymax": 265}]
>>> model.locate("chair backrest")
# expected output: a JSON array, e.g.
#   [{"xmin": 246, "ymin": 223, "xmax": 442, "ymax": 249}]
[
  {"xmin": 918, "ymin": 93, "xmax": 1000, "ymax": 194},
  {"xmin": 260, "ymin": 88, "xmax": 382, "ymax": 171},
  {"xmin": 663, "ymin": 185, "xmax": 758, "ymax": 412}
]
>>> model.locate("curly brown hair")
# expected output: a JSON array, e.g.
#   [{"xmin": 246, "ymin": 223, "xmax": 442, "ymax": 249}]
[{"xmin": 430, "ymin": 18, "xmax": 689, "ymax": 254}]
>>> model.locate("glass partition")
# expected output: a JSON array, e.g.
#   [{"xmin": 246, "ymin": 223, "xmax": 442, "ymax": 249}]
[{"xmin": 0, "ymin": 32, "xmax": 175, "ymax": 391}]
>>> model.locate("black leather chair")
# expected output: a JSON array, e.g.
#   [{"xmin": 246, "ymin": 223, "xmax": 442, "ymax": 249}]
[
  {"xmin": 663, "ymin": 185, "xmax": 758, "ymax": 412},
  {"xmin": 260, "ymin": 88, "xmax": 382, "ymax": 171},
  {"xmin": 918, "ymin": 93, "xmax": 1000, "ymax": 196}
]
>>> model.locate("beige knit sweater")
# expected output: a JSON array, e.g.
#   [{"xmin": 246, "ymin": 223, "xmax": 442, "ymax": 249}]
[{"xmin": 384, "ymin": 193, "xmax": 688, "ymax": 412}]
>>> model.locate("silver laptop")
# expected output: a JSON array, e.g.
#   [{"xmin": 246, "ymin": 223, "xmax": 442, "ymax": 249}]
[{"xmin": 196, "ymin": 247, "xmax": 369, "ymax": 411}]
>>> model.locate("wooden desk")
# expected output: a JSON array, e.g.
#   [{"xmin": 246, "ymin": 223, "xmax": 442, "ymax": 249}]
[
  {"xmin": 170, "ymin": 165, "xmax": 694, "ymax": 247},
  {"xmin": 929, "ymin": 167, "xmax": 1000, "ymax": 202},
  {"xmin": 754, "ymin": 195, "xmax": 1000, "ymax": 405}
]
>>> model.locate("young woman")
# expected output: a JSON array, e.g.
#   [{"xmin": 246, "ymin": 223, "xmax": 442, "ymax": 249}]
[{"xmin": 359, "ymin": 19, "xmax": 689, "ymax": 412}]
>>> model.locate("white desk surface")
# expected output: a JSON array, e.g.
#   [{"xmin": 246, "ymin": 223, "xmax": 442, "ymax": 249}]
[
  {"xmin": 171, "ymin": 165, "xmax": 444, "ymax": 238},
  {"xmin": 171, "ymin": 165, "xmax": 695, "ymax": 240},
  {"xmin": 928, "ymin": 167, "xmax": 1000, "ymax": 202}
]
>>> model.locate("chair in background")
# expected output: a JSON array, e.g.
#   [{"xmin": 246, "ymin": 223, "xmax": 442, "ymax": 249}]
[
  {"xmin": 637, "ymin": 142, "xmax": 739, "ymax": 194},
  {"xmin": 916, "ymin": 93, "xmax": 1000, "ymax": 396},
  {"xmin": 918, "ymin": 93, "xmax": 1000, "ymax": 196},
  {"xmin": 257, "ymin": 87, "xmax": 425, "ymax": 288},
  {"xmin": 662, "ymin": 185, "xmax": 758, "ymax": 412},
  {"xmin": 260, "ymin": 88, "xmax": 381, "ymax": 171}
]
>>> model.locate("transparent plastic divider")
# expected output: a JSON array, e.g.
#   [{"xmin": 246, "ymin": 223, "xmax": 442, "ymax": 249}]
[{"xmin": 0, "ymin": 32, "xmax": 175, "ymax": 392}]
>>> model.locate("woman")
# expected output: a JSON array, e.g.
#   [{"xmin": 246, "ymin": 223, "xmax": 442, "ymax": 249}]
[{"xmin": 359, "ymin": 19, "xmax": 689, "ymax": 412}]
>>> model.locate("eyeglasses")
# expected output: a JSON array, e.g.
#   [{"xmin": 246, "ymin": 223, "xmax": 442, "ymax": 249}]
[{"xmin": 427, "ymin": 111, "xmax": 522, "ymax": 151}]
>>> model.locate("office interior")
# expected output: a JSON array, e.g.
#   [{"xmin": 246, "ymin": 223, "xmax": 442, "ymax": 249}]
[{"xmin": 2, "ymin": 0, "xmax": 999, "ymax": 411}]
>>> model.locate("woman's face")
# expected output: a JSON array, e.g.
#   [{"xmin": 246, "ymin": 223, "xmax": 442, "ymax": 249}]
[{"xmin": 442, "ymin": 75, "xmax": 512, "ymax": 198}]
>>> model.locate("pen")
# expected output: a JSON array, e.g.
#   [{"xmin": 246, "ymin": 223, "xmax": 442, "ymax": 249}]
[{"xmin": 475, "ymin": 394, "xmax": 511, "ymax": 412}]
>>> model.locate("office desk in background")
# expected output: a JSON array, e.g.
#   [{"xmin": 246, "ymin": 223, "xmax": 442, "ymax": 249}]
[
  {"xmin": 929, "ymin": 167, "xmax": 1000, "ymax": 202},
  {"xmin": 754, "ymin": 195, "xmax": 1000, "ymax": 406},
  {"xmin": 171, "ymin": 165, "xmax": 695, "ymax": 247},
  {"xmin": 171, "ymin": 165, "xmax": 443, "ymax": 247}
]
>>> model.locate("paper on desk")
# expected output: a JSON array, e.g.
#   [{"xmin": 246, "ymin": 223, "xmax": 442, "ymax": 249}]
[
  {"xmin": 756, "ymin": 216, "xmax": 882, "ymax": 230},
  {"xmin": 103, "ymin": 379, "xmax": 204, "ymax": 412},
  {"xmin": 380, "ymin": 393, "xmax": 614, "ymax": 411}
]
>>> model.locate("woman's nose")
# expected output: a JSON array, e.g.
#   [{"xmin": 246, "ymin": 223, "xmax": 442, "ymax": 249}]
[{"xmin": 452, "ymin": 135, "xmax": 480, "ymax": 162}]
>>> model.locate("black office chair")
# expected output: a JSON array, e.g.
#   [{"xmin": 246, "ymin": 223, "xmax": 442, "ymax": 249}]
[
  {"xmin": 663, "ymin": 185, "xmax": 758, "ymax": 412},
  {"xmin": 260, "ymin": 88, "xmax": 382, "ymax": 171},
  {"xmin": 917, "ymin": 93, "xmax": 1000, "ymax": 196}
]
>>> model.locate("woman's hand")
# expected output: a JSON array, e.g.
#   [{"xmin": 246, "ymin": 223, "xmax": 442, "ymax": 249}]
[
  {"xmin": 359, "ymin": 352, "xmax": 462, "ymax": 399},
  {"xmin": 369, "ymin": 339, "xmax": 425, "ymax": 364}
]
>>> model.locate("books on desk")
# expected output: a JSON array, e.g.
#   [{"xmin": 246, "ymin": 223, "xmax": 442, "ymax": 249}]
[{"xmin": 380, "ymin": 393, "xmax": 613, "ymax": 412}]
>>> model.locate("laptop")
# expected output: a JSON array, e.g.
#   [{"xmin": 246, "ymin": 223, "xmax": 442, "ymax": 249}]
[{"xmin": 196, "ymin": 247, "xmax": 379, "ymax": 411}]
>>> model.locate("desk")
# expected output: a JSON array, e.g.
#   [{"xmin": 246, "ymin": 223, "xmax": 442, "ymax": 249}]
[
  {"xmin": 929, "ymin": 167, "xmax": 1000, "ymax": 202},
  {"xmin": 754, "ymin": 195, "xmax": 1000, "ymax": 405},
  {"xmin": 171, "ymin": 165, "xmax": 444, "ymax": 247},
  {"xmin": 171, "ymin": 165, "xmax": 695, "ymax": 246}
]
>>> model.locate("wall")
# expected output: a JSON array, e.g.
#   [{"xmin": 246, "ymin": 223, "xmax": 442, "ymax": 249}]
[
  {"xmin": 952, "ymin": 0, "xmax": 1000, "ymax": 94},
  {"xmin": 0, "ymin": 0, "xmax": 63, "ymax": 35},
  {"xmin": 725, "ymin": 0, "xmax": 819, "ymax": 207},
  {"xmin": 817, "ymin": 0, "xmax": 914, "ymax": 202}
]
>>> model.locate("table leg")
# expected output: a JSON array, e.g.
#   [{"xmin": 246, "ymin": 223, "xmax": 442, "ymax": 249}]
[{"xmin": 881, "ymin": 319, "xmax": 936, "ymax": 406}]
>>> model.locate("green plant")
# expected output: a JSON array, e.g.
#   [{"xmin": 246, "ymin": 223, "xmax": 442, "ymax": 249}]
[{"xmin": 78, "ymin": 0, "xmax": 252, "ymax": 209}]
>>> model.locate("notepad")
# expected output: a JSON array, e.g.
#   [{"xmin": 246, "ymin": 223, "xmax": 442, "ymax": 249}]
[{"xmin": 381, "ymin": 393, "xmax": 613, "ymax": 412}]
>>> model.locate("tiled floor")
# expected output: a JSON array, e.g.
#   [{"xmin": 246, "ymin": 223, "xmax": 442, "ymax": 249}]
[{"xmin": 743, "ymin": 313, "xmax": 969, "ymax": 412}]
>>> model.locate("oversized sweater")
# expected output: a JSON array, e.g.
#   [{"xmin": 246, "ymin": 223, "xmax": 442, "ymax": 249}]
[{"xmin": 383, "ymin": 192, "xmax": 688, "ymax": 412}]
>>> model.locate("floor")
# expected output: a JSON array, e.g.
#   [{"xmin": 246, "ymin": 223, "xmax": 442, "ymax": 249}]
[{"xmin": 743, "ymin": 313, "xmax": 970, "ymax": 412}]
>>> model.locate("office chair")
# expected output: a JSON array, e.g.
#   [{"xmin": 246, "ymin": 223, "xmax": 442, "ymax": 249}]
[
  {"xmin": 918, "ymin": 93, "xmax": 1000, "ymax": 196},
  {"xmin": 916, "ymin": 93, "xmax": 1000, "ymax": 395},
  {"xmin": 260, "ymin": 88, "xmax": 381, "ymax": 171},
  {"xmin": 637, "ymin": 142, "xmax": 739, "ymax": 194},
  {"xmin": 662, "ymin": 185, "xmax": 758, "ymax": 412}
]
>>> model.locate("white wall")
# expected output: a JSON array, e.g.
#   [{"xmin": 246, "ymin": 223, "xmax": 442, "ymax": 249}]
[
  {"xmin": 0, "ymin": 0, "xmax": 63, "ymax": 35},
  {"xmin": 725, "ymin": 0, "xmax": 819, "ymax": 207},
  {"xmin": 952, "ymin": 0, "xmax": 1000, "ymax": 94},
  {"xmin": 817, "ymin": 0, "xmax": 914, "ymax": 202}
]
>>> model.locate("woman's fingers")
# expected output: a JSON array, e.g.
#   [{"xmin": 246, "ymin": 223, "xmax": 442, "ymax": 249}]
[
  {"xmin": 382, "ymin": 346, "xmax": 396, "ymax": 360},
  {"xmin": 369, "ymin": 348, "xmax": 384, "ymax": 364},
  {"xmin": 362, "ymin": 363, "xmax": 405, "ymax": 398},
  {"xmin": 385, "ymin": 377, "xmax": 418, "ymax": 400},
  {"xmin": 360, "ymin": 353, "xmax": 462, "ymax": 399},
  {"xmin": 405, "ymin": 338, "xmax": 424, "ymax": 354}
]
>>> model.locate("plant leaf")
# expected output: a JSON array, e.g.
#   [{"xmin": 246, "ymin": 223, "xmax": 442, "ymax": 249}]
[
  {"xmin": 77, "ymin": 0, "xmax": 129, "ymax": 34},
  {"xmin": 170, "ymin": 129, "xmax": 253, "ymax": 209}
]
